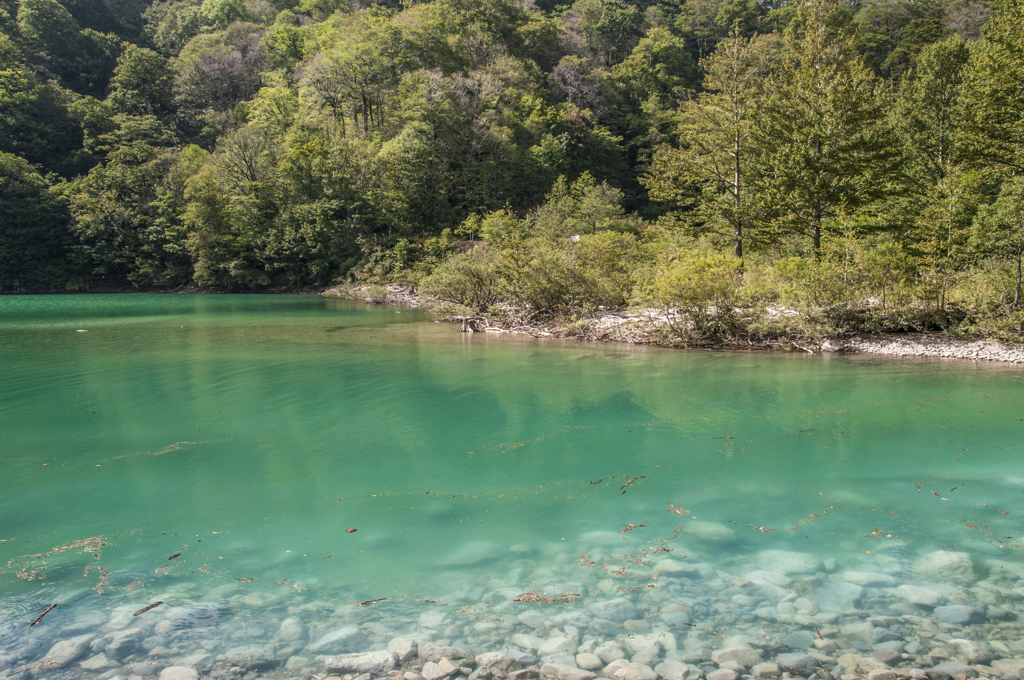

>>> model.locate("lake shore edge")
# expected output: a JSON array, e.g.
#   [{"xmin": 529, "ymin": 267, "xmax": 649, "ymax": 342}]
[{"xmin": 323, "ymin": 285, "xmax": 1024, "ymax": 365}]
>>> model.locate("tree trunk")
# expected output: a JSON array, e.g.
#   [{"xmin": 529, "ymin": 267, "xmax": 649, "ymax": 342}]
[
  {"xmin": 734, "ymin": 135, "xmax": 743, "ymax": 261},
  {"xmin": 1016, "ymin": 248, "xmax": 1022, "ymax": 307},
  {"xmin": 812, "ymin": 138, "xmax": 822, "ymax": 257}
]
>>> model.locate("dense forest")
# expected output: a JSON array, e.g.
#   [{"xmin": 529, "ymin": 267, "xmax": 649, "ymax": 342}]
[{"xmin": 1, "ymin": 0, "xmax": 1022, "ymax": 340}]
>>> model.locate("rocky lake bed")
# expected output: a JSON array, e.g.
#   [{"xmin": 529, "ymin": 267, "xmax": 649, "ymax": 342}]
[{"xmin": 6, "ymin": 543, "xmax": 1024, "ymax": 680}]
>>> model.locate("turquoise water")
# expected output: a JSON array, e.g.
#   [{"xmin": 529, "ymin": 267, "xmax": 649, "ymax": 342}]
[{"xmin": 1, "ymin": 294, "xmax": 1023, "ymax": 675}]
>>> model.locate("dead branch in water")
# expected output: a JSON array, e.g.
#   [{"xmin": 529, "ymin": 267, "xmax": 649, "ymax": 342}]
[{"xmin": 29, "ymin": 604, "xmax": 56, "ymax": 627}]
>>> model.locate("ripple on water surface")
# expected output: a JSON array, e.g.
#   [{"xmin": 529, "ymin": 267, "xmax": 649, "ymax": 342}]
[{"xmin": 1, "ymin": 295, "xmax": 1024, "ymax": 680}]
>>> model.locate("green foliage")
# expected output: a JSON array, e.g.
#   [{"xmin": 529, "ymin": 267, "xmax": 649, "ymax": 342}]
[
  {"xmin": 265, "ymin": 10, "xmax": 306, "ymax": 70},
  {"xmin": 17, "ymin": 0, "xmax": 81, "ymax": 72},
  {"xmin": 645, "ymin": 30, "xmax": 766, "ymax": 258},
  {"xmin": 421, "ymin": 244, "xmax": 502, "ymax": 311},
  {"xmin": 894, "ymin": 36, "xmax": 969, "ymax": 187},
  {"xmin": 108, "ymin": 45, "xmax": 175, "ymax": 118},
  {"xmin": 529, "ymin": 173, "xmax": 640, "ymax": 239},
  {"xmin": 0, "ymin": 0, "xmax": 1020, "ymax": 331},
  {"xmin": 634, "ymin": 243, "xmax": 741, "ymax": 343},
  {"xmin": 674, "ymin": 0, "xmax": 763, "ymax": 62},
  {"xmin": 755, "ymin": 0, "xmax": 900, "ymax": 254},
  {"xmin": 973, "ymin": 175, "xmax": 1024, "ymax": 307},
  {"xmin": 67, "ymin": 139, "xmax": 195, "ymax": 287},
  {"xmin": 0, "ymin": 151, "xmax": 73, "ymax": 290},
  {"xmin": 16, "ymin": 0, "xmax": 123, "ymax": 94},
  {"xmin": 960, "ymin": 0, "xmax": 1024, "ymax": 171},
  {"xmin": 0, "ymin": 68, "xmax": 85, "ymax": 175}
]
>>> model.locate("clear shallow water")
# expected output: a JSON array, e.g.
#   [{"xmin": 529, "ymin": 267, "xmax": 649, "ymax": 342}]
[{"xmin": 1, "ymin": 294, "xmax": 1023, "ymax": 677}]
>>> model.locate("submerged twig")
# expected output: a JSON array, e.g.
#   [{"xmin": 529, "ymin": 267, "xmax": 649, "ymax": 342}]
[
  {"xmin": 133, "ymin": 601, "xmax": 163, "ymax": 616},
  {"xmin": 29, "ymin": 604, "xmax": 56, "ymax": 627}
]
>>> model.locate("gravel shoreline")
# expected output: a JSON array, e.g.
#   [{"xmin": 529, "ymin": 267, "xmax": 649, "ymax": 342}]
[
  {"xmin": 324, "ymin": 287, "xmax": 1024, "ymax": 365},
  {"xmin": 843, "ymin": 336, "xmax": 1024, "ymax": 364}
]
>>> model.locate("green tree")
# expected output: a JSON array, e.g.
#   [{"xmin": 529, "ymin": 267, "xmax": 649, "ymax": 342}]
[
  {"xmin": 299, "ymin": 14, "xmax": 406, "ymax": 137},
  {"xmin": 265, "ymin": 10, "xmax": 305, "ymax": 70},
  {"xmin": 562, "ymin": 0, "xmax": 644, "ymax": 67},
  {"xmin": 108, "ymin": 45, "xmax": 175, "ymax": 118},
  {"xmin": 68, "ymin": 140, "xmax": 190, "ymax": 286},
  {"xmin": 530, "ymin": 173, "xmax": 639, "ymax": 238},
  {"xmin": 143, "ymin": 0, "xmax": 204, "ymax": 55},
  {"xmin": 674, "ymin": 0, "xmax": 762, "ymax": 62},
  {"xmin": 894, "ymin": 36, "xmax": 970, "ymax": 188},
  {"xmin": 915, "ymin": 168, "xmax": 980, "ymax": 311},
  {"xmin": 892, "ymin": 37, "xmax": 972, "ymax": 309},
  {"xmin": 754, "ymin": 0, "xmax": 899, "ymax": 255},
  {"xmin": 0, "ymin": 68, "xmax": 83, "ymax": 175},
  {"xmin": 960, "ymin": 0, "xmax": 1024, "ymax": 172},
  {"xmin": 974, "ymin": 175, "xmax": 1024, "ymax": 307},
  {"xmin": 17, "ymin": 0, "xmax": 80, "ymax": 76},
  {"xmin": 645, "ymin": 30, "xmax": 763, "ymax": 259},
  {"xmin": 0, "ymin": 151, "xmax": 72, "ymax": 290}
]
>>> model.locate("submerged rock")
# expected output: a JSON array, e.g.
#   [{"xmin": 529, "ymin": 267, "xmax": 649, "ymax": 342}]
[
  {"xmin": 871, "ymin": 650, "xmax": 901, "ymax": 667},
  {"xmin": 507, "ymin": 649, "xmax": 542, "ymax": 667},
  {"xmin": 934, "ymin": 605, "xmax": 984, "ymax": 625},
  {"xmin": 424, "ymin": 661, "xmax": 448, "ymax": 680},
  {"xmin": 707, "ymin": 670, "xmax": 739, "ymax": 680},
  {"xmin": 325, "ymin": 650, "xmax": 399, "ymax": 675},
  {"xmin": 594, "ymin": 642, "xmax": 627, "ymax": 664},
  {"xmin": 991, "ymin": 660, "xmax": 1024, "ymax": 676},
  {"xmin": 602, "ymin": 659, "xmax": 658, "ymax": 680},
  {"xmin": 688, "ymin": 521, "xmax": 735, "ymax": 541},
  {"xmin": 654, "ymin": 659, "xmax": 702, "ymax": 680},
  {"xmin": 513, "ymin": 634, "xmax": 546, "ymax": 651},
  {"xmin": 392, "ymin": 639, "xmax": 418, "ymax": 663},
  {"xmin": 438, "ymin": 541, "xmax": 504, "ymax": 567},
  {"xmin": 896, "ymin": 585, "xmax": 943, "ymax": 607},
  {"xmin": 158, "ymin": 668, "xmax": 199, "ymax": 680},
  {"xmin": 279, "ymin": 617, "xmax": 306, "ymax": 642},
  {"xmin": 757, "ymin": 550, "xmax": 822, "ymax": 575},
  {"xmin": 224, "ymin": 645, "xmax": 278, "ymax": 671},
  {"xmin": 843, "ymin": 571, "xmax": 897, "ymax": 587},
  {"xmin": 519, "ymin": 612, "xmax": 548, "ymax": 629},
  {"xmin": 40, "ymin": 634, "xmax": 94, "ymax": 665},
  {"xmin": 949, "ymin": 639, "xmax": 996, "ymax": 665},
  {"xmin": 308, "ymin": 625, "xmax": 364, "ymax": 654},
  {"xmin": 540, "ymin": 636, "xmax": 579, "ymax": 657},
  {"xmin": 79, "ymin": 652, "xmax": 118, "ymax": 671},
  {"xmin": 815, "ymin": 582, "xmax": 864, "ymax": 612},
  {"xmin": 776, "ymin": 653, "xmax": 817, "ymax": 676},
  {"xmin": 913, "ymin": 551, "xmax": 977, "ymax": 585},
  {"xmin": 745, "ymin": 631, "xmax": 784, "ymax": 652},
  {"xmin": 589, "ymin": 599, "xmax": 639, "ymax": 623},
  {"xmin": 419, "ymin": 642, "xmax": 474, "ymax": 663},
  {"xmin": 541, "ymin": 662, "xmax": 597, "ymax": 680},
  {"xmin": 929, "ymin": 661, "xmax": 977, "ymax": 678},
  {"xmin": 711, "ymin": 648, "xmax": 762, "ymax": 668},
  {"xmin": 781, "ymin": 631, "xmax": 815, "ymax": 650},
  {"xmin": 752, "ymin": 663, "xmax": 781, "ymax": 679},
  {"xmin": 477, "ymin": 652, "xmax": 523, "ymax": 674}
]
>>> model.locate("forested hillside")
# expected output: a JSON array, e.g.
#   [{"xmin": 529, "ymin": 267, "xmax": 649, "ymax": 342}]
[{"xmin": 1, "ymin": 0, "xmax": 1023, "ymax": 339}]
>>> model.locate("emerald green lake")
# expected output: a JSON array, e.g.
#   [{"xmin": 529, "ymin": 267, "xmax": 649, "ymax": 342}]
[{"xmin": 1, "ymin": 294, "xmax": 1023, "ymax": 679}]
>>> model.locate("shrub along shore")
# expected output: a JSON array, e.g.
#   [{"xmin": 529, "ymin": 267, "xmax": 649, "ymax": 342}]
[{"xmin": 324, "ymin": 285, "xmax": 1024, "ymax": 365}]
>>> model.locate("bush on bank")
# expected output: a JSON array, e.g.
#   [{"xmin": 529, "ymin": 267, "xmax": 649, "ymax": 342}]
[{"xmin": 412, "ymin": 194, "xmax": 1024, "ymax": 346}]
